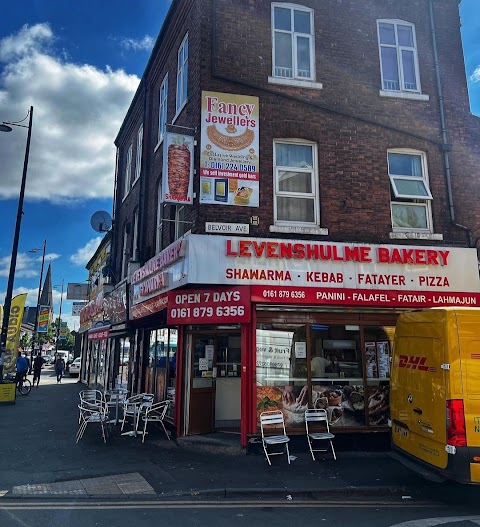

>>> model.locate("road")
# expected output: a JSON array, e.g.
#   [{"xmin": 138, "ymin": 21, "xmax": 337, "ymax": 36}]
[{"xmin": 1, "ymin": 498, "xmax": 479, "ymax": 527}]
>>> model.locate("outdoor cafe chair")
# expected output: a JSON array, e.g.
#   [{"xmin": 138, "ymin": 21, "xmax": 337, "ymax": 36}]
[
  {"xmin": 76, "ymin": 401, "xmax": 110, "ymax": 444},
  {"xmin": 121, "ymin": 393, "xmax": 154, "ymax": 435},
  {"xmin": 78, "ymin": 389, "xmax": 105, "ymax": 423},
  {"xmin": 304, "ymin": 408, "xmax": 336, "ymax": 461},
  {"xmin": 140, "ymin": 400, "xmax": 170, "ymax": 443},
  {"xmin": 259, "ymin": 410, "xmax": 291, "ymax": 466}
]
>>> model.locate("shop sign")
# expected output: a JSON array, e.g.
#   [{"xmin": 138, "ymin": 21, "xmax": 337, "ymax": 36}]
[
  {"xmin": 205, "ymin": 222, "xmax": 249, "ymax": 234},
  {"xmin": 131, "ymin": 239, "xmax": 185, "ymax": 285},
  {"xmin": 80, "ymin": 293, "xmax": 106, "ymax": 326},
  {"xmin": 103, "ymin": 280, "xmax": 128, "ymax": 324},
  {"xmin": 88, "ymin": 328, "xmax": 109, "ymax": 341},
  {"xmin": 71, "ymin": 302, "xmax": 86, "ymax": 317},
  {"xmin": 186, "ymin": 235, "xmax": 480, "ymax": 307},
  {"xmin": 200, "ymin": 91, "xmax": 259, "ymax": 207},
  {"xmin": 162, "ymin": 132, "xmax": 194, "ymax": 204},
  {"xmin": 131, "ymin": 293, "xmax": 168, "ymax": 320},
  {"xmin": 167, "ymin": 286, "xmax": 251, "ymax": 325},
  {"xmin": 37, "ymin": 305, "xmax": 51, "ymax": 332}
]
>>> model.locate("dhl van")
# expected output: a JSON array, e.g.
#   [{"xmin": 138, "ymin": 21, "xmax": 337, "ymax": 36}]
[{"xmin": 390, "ymin": 308, "xmax": 480, "ymax": 484}]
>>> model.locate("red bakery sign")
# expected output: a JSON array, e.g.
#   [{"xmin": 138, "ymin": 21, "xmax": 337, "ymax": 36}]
[{"xmin": 167, "ymin": 286, "xmax": 251, "ymax": 324}]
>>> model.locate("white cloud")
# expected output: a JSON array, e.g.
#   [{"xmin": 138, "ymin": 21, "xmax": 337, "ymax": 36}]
[
  {"xmin": 120, "ymin": 35, "xmax": 154, "ymax": 52},
  {"xmin": 471, "ymin": 66, "xmax": 480, "ymax": 83},
  {"xmin": 0, "ymin": 251, "xmax": 60, "ymax": 278},
  {"xmin": 0, "ymin": 23, "xmax": 140, "ymax": 202},
  {"xmin": 70, "ymin": 237, "xmax": 102, "ymax": 266}
]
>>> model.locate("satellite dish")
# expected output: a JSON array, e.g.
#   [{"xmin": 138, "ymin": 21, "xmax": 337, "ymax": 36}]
[{"xmin": 90, "ymin": 211, "xmax": 112, "ymax": 233}]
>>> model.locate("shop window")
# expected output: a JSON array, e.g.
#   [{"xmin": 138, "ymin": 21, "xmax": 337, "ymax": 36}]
[
  {"xmin": 176, "ymin": 34, "xmax": 188, "ymax": 115},
  {"xmin": 388, "ymin": 150, "xmax": 433, "ymax": 232},
  {"xmin": 158, "ymin": 74, "xmax": 168, "ymax": 146},
  {"xmin": 273, "ymin": 140, "xmax": 319, "ymax": 227},
  {"xmin": 377, "ymin": 20, "xmax": 421, "ymax": 93},
  {"xmin": 271, "ymin": 4, "xmax": 314, "ymax": 81}
]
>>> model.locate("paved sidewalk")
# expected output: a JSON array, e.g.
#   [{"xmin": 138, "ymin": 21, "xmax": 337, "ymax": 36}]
[{"xmin": 0, "ymin": 370, "xmax": 431, "ymax": 500}]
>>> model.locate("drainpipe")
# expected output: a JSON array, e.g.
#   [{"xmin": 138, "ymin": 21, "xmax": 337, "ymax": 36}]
[{"xmin": 428, "ymin": 0, "xmax": 472, "ymax": 247}]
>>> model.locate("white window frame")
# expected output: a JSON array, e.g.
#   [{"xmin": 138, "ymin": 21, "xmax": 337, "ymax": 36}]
[
  {"xmin": 123, "ymin": 143, "xmax": 133, "ymax": 199},
  {"xmin": 271, "ymin": 3, "xmax": 315, "ymax": 81},
  {"xmin": 174, "ymin": 205, "xmax": 186, "ymax": 240},
  {"xmin": 175, "ymin": 34, "xmax": 188, "ymax": 115},
  {"xmin": 156, "ymin": 180, "xmax": 164, "ymax": 253},
  {"xmin": 377, "ymin": 19, "xmax": 421, "ymax": 93},
  {"xmin": 388, "ymin": 149, "xmax": 433, "ymax": 233},
  {"xmin": 133, "ymin": 125, "xmax": 143, "ymax": 184},
  {"xmin": 273, "ymin": 139, "xmax": 319, "ymax": 228},
  {"xmin": 121, "ymin": 224, "xmax": 129, "ymax": 279},
  {"xmin": 157, "ymin": 74, "xmax": 168, "ymax": 146},
  {"xmin": 132, "ymin": 209, "xmax": 139, "ymax": 262}
]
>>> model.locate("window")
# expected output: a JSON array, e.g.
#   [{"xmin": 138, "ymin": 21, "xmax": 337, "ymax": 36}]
[
  {"xmin": 272, "ymin": 4, "xmax": 314, "ymax": 80},
  {"xmin": 132, "ymin": 209, "xmax": 139, "ymax": 261},
  {"xmin": 176, "ymin": 35, "xmax": 188, "ymax": 113},
  {"xmin": 158, "ymin": 75, "xmax": 168, "ymax": 144},
  {"xmin": 123, "ymin": 144, "xmax": 133, "ymax": 198},
  {"xmin": 134, "ymin": 125, "xmax": 143, "ymax": 183},
  {"xmin": 377, "ymin": 20, "xmax": 420, "ymax": 93},
  {"xmin": 273, "ymin": 140, "xmax": 319, "ymax": 226},
  {"xmin": 156, "ymin": 180, "xmax": 164, "ymax": 253},
  {"xmin": 388, "ymin": 150, "xmax": 432, "ymax": 231},
  {"xmin": 174, "ymin": 205, "xmax": 186, "ymax": 240},
  {"xmin": 121, "ymin": 224, "xmax": 129, "ymax": 279}
]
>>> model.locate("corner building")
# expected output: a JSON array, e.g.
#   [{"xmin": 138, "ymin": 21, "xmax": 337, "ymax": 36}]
[{"xmin": 103, "ymin": 0, "xmax": 480, "ymax": 446}]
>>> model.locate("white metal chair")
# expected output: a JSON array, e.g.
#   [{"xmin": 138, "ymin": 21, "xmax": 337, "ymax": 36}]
[
  {"xmin": 259, "ymin": 410, "xmax": 291, "ymax": 466},
  {"xmin": 76, "ymin": 401, "xmax": 110, "ymax": 444},
  {"xmin": 121, "ymin": 393, "xmax": 154, "ymax": 433},
  {"xmin": 78, "ymin": 390, "xmax": 104, "ymax": 423},
  {"xmin": 140, "ymin": 400, "xmax": 170, "ymax": 443},
  {"xmin": 305, "ymin": 408, "xmax": 336, "ymax": 461}
]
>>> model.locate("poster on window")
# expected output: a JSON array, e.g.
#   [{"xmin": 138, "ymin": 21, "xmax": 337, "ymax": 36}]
[
  {"xmin": 162, "ymin": 132, "xmax": 194, "ymax": 204},
  {"xmin": 200, "ymin": 91, "xmax": 259, "ymax": 207},
  {"xmin": 376, "ymin": 341, "xmax": 391, "ymax": 379}
]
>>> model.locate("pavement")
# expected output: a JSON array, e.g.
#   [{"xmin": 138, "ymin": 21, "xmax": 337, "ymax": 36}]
[{"xmin": 0, "ymin": 367, "xmax": 443, "ymax": 501}]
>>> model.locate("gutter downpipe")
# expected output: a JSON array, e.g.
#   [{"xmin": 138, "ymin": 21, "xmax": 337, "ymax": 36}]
[{"xmin": 429, "ymin": 0, "xmax": 472, "ymax": 247}]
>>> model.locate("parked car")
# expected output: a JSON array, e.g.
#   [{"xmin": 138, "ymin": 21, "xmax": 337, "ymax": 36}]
[
  {"xmin": 69, "ymin": 357, "xmax": 81, "ymax": 377},
  {"xmin": 42, "ymin": 354, "xmax": 53, "ymax": 365}
]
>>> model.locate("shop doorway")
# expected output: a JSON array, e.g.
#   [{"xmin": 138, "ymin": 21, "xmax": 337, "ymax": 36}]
[{"xmin": 187, "ymin": 332, "xmax": 241, "ymax": 435}]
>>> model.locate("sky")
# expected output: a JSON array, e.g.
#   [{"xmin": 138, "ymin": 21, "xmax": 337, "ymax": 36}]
[{"xmin": 0, "ymin": 0, "xmax": 478, "ymax": 332}]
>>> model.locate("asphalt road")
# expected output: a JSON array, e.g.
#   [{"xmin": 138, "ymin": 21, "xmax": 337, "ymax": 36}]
[{"xmin": 1, "ymin": 498, "xmax": 479, "ymax": 527}]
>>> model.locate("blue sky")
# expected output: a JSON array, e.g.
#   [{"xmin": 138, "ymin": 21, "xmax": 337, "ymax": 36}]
[{"xmin": 0, "ymin": 0, "xmax": 478, "ymax": 330}]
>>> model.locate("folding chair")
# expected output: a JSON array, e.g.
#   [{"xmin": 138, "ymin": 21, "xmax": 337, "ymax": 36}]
[
  {"xmin": 76, "ymin": 401, "xmax": 110, "ymax": 444},
  {"xmin": 305, "ymin": 408, "xmax": 336, "ymax": 461},
  {"xmin": 259, "ymin": 410, "xmax": 291, "ymax": 466},
  {"xmin": 140, "ymin": 400, "xmax": 170, "ymax": 443}
]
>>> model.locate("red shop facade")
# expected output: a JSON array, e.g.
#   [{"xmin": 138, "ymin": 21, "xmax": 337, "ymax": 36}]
[{"xmin": 130, "ymin": 234, "xmax": 480, "ymax": 446}]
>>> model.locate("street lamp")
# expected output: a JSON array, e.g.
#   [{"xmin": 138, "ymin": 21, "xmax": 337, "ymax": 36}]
[
  {"xmin": 28, "ymin": 240, "xmax": 47, "ymax": 373},
  {"xmin": 54, "ymin": 279, "xmax": 64, "ymax": 355},
  {"xmin": 0, "ymin": 106, "xmax": 34, "ymax": 352}
]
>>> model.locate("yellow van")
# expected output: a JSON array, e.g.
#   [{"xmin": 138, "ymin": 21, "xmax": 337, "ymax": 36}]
[{"xmin": 390, "ymin": 308, "xmax": 480, "ymax": 484}]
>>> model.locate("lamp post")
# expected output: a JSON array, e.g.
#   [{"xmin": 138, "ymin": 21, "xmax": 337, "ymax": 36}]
[
  {"xmin": 28, "ymin": 240, "xmax": 47, "ymax": 373},
  {"xmin": 0, "ymin": 106, "xmax": 34, "ymax": 353},
  {"xmin": 54, "ymin": 279, "xmax": 64, "ymax": 355}
]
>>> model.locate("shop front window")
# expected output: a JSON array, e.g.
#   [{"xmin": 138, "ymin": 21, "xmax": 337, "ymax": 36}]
[{"xmin": 256, "ymin": 322, "xmax": 395, "ymax": 430}]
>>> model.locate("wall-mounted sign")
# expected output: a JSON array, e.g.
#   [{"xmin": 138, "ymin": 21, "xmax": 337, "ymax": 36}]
[
  {"xmin": 103, "ymin": 280, "xmax": 128, "ymax": 324},
  {"xmin": 88, "ymin": 328, "xmax": 110, "ymax": 341},
  {"xmin": 72, "ymin": 302, "xmax": 86, "ymax": 317},
  {"xmin": 167, "ymin": 286, "xmax": 251, "ymax": 325},
  {"xmin": 67, "ymin": 283, "xmax": 89, "ymax": 300},
  {"xmin": 131, "ymin": 293, "xmax": 168, "ymax": 320},
  {"xmin": 37, "ymin": 305, "xmax": 51, "ymax": 333},
  {"xmin": 200, "ymin": 91, "xmax": 259, "ymax": 207},
  {"xmin": 205, "ymin": 222, "xmax": 249, "ymax": 234},
  {"xmin": 162, "ymin": 132, "xmax": 194, "ymax": 204}
]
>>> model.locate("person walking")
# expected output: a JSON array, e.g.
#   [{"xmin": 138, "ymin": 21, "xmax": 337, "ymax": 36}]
[
  {"xmin": 32, "ymin": 352, "xmax": 46, "ymax": 387},
  {"xmin": 54, "ymin": 354, "xmax": 65, "ymax": 383},
  {"xmin": 15, "ymin": 351, "xmax": 28, "ymax": 391}
]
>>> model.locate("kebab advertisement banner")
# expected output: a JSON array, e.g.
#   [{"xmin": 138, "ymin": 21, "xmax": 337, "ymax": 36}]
[
  {"xmin": 162, "ymin": 132, "xmax": 194, "ymax": 204},
  {"xmin": 200, "ymin": 91, "xmax": 259, "ymax": 207}
]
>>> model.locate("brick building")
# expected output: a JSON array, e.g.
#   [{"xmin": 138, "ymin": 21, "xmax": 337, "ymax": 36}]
[{"xmin": 80, "ymin": 0, "xmax": 480, "ymax": 445}]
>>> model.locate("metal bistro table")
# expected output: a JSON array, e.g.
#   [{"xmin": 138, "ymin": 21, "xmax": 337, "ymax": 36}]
[
  {"xmin": 106, "ymin": 388, "xmax": 128, "ymax": 426},
  {"xmin": 121, "ymin": 394, "xmax": 153, "ymax": 438}
]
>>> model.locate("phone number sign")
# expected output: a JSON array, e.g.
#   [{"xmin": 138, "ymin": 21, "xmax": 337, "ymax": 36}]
[{"xmin": 167, "ymin": 286, "xmax": 251, "ymax": 324}]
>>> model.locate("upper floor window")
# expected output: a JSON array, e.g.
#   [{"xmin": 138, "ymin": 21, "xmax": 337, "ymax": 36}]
[
  {"xmin": 156, "ymin": 180, "xmax": 164, "ymax": 254},
  {"xmin": 175, "ymin": 205, "xmax": 186, "ymax": 240},
  {"xmin": 273, "ymin": 140, "xmax": 319, "ymax": 226},
  {"xmin": 272, "ymin": 4, "xmax": 314, "ymax": 81},
  {"xmin": 134, "ymin": 125, "xmax": 143, "ymax": 183},
  {"xmin": 388, "ymin": 150, "xmax": 433, "ymax": 232},
  {"xmin": 377, "ymin": 20, "xmax": 420, "ymax": 93},
  {"xmin": 176, "ymin": 34, "xmax": 188, "ymax": 113},
  {"xmin": 123, "ymin": 143, "xmax": 133, "ymax": 198},
  {"xmin": 121, "ymin": 223, "xmax": 129, "ymax": 279},
  {"xmin": 158, "ymin": 75, "xmax": 168, "ymax": 145},
  {"xmin": 132, "ymin": 209, "xmax": 139, "ymax": 261}
]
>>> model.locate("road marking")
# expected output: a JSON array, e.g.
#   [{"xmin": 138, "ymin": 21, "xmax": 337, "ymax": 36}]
[{"xmin": 389, "ymin": 516, "xmax": 480, "ymax": 526}]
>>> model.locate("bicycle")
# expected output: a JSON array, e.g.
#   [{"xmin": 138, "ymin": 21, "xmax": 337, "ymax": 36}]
[{"xmin": 5, "ymin": 372, "xmax": 32, "ymax": 395}]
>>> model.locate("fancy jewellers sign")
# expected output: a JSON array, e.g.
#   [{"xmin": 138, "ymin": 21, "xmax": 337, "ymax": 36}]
[{"xmin": 186, "ymin": 235, "xmax": 480, "ymax": 307}]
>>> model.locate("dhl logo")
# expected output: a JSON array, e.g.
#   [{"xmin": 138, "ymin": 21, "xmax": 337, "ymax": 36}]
[{"xmin": 398, "ymin": 355, "xmax": 437, "ymax": 372}]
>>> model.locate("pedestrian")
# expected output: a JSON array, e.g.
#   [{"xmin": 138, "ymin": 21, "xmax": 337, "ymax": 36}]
[
  {"xmin": 0, "ymin": 346, "xmax": 5, "ymax": 381},
  {"xmin": 15, "ymin": 351, "xmax": 28, "ymax": 391},
  {"xmin": 54, "ymin": 354, "xmax": 65, "ymax": 383},
  {"xmin": 32, "ymin": 352, "xmax": 46, "ymax": 387}
]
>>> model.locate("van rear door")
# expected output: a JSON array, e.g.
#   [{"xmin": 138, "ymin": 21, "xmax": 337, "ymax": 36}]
[{"xmin": 391, "ymin": 312, "xmax": 448, "ymax": 469}]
